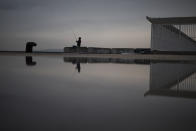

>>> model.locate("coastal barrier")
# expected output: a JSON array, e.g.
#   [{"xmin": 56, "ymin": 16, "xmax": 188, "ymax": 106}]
[{"xmin": 64, "ymin": 47, "xmax": 134, "ymax": 54}]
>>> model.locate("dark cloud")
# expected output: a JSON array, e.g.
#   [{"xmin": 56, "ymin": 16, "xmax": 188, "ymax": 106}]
[
  {"xmin": 0, "ymin": 0, "xmax": 40, "ymax": 10},
  {"xmin": 0, "ymin": 0, "xmax": 79, "ymax": 11}
]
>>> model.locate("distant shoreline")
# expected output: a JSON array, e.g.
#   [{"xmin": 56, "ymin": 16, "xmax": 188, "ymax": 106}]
[{"xmin": 0, "ymin": 51, "xmax": 196, "ymax": 61}]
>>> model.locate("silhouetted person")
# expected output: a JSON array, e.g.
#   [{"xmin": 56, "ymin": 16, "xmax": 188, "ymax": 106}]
[
  {"xmin": 26, "ymin": 42, "xmax": 37, "ymax": 52},
  {"xmin": 76, "ymin": 37, "xmax": 81, "ymax": 47},
  {"xmin": 26, "ymin": 56, "xmax": 36, "ymax": 66},
  {"xmin": 76, "ymin": 62, "xmax": 81, "ymax": 73}
]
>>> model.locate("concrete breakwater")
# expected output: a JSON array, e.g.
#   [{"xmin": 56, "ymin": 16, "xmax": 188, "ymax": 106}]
[{"xmin": 64, "ymin": 47, "xmax": 134, "ymax": 54}]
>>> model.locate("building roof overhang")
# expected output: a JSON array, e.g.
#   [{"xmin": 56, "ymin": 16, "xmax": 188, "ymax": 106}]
[{"xmin": 146, "ymin": 16, "xmax": 196, "ymax": 25}]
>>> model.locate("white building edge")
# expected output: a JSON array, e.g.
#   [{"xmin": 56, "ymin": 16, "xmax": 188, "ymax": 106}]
[{"xmin": 147, "ymin": 16, "xmax": 196, "ymax": 52}]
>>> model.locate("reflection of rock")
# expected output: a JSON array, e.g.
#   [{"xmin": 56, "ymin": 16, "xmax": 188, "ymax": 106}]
[
  {"xmin": 26, "ymin": 56, "xmax": 36, "ymax": 66},
  {"xmin": 26, "ymin": 42, "xmax": 37, "ymax": 52}
]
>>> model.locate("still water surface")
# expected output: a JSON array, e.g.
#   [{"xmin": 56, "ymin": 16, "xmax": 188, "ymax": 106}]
[{"xmin": 0, "ymin": 56, "xmax": 196, "ymax": 130}]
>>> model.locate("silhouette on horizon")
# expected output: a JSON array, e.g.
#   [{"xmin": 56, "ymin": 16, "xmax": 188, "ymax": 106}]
[
  {"xmin": 26, "ymin": 42, "xmax": 37, "ymax": 52},
  {"xmin": 76, "ymin": 37, "xmax": 81, "ymax": 47}
]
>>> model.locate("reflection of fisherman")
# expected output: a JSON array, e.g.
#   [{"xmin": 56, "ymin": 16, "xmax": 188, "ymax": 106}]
[
  {"xmin": 76, "ymin": 62, "xmax": 81, "ymax": 73},
  {"xmin": 76, "ymin": 37, "xmax": 81, "ymax": 47}
]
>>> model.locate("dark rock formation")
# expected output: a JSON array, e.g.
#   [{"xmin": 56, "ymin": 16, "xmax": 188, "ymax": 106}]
[{"xmin": 26, "ymin": 42, "xmax": 37, "ymax": 52}]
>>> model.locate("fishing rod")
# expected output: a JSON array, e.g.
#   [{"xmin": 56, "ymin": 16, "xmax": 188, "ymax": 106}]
[{"xmin": 72, "ymin": 30, "xmax": 77, "ymax": 41}]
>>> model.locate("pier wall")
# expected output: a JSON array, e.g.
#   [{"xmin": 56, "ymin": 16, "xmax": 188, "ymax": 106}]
[
  {"xmin": 150, "ymin": 63, "xmax": 196, "ymax": 89},
  {"xmin": 64, "ymin": 47, "xmax": 134, "ymax": 54}
]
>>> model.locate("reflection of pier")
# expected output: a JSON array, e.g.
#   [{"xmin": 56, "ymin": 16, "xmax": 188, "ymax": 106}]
[
  {"xmin": 145, "ymin": 63, "xmax": 196, "ymax": 99},
  {"xmin": 64, "ymin": 57, "xmax": 151, "ymax": 65},
  {"xmin": 64, "ymin": 57, "xmax": 151, "ymax": 73},
  {"xmin": 64, "ymin": 57, "xmax": 196, "ymax": 65}
]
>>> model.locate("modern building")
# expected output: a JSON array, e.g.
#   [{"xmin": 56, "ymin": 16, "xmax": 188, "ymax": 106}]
[{"xmin": 147, "ymin": 16, "xmax": 196, "ymax": 52}]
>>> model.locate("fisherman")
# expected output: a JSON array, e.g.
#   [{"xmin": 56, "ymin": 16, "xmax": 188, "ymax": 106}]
[{"xmin": 76, "ymin": 37, "xmax": 81, "ymax": 47}]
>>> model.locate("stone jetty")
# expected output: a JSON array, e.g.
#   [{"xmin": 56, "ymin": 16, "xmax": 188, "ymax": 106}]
[{"xmin": 64, "ymin": 47, "xmax": 134, "ymax": 54}]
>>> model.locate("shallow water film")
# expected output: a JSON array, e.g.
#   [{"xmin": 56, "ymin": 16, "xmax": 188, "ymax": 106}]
[{"xmin": 0, "ymin": 55, "xmax": 196, "ymax": 131}]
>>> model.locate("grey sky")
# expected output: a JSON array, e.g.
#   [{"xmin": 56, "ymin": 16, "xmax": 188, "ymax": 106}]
[{"xmin": 0, "ymin": 0, "xmax": 196, "ymax": 50}]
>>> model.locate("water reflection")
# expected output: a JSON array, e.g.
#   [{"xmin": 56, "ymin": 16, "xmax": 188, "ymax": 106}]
[
  {"xmin": 25, "ymin": 56, "xmax": 196, "ymax": 100},
  {"xmin": 1, "ymin": 55, "xmax": 196, "ymax": 130},
  {"xmin": 145, "ymin": 62, "xmax": 196, "ymax": 99},
  {"xmin": 64, "ymin": 57, "xmax": 150, "ymax": 73},
  {"xmin": 26, "ymin": 56, "xmax": 36, "ymax": 66},
  {"xmin": 63, "ymin": 57, "xmax": 196, "ymax": 99}
]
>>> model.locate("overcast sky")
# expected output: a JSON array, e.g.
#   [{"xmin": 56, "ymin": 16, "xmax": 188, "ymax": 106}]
[{"xmin": 0, "ymin": 0, "xmax": 196, "ymax": 51}]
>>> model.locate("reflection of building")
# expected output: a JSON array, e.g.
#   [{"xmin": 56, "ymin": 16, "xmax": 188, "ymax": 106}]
[
  {"xmin": 145, "ymin": 62, "xmax": 196, "ymax": 99},
  {"xmin": 66, "ymin": 57, "xmax": 196, "ymax": 99},
  {"xmin": 64, "ymin": 47, "xmax": 134, "ymax": 54},
  {"xmin": 147, "ymin": 16, "xmax": 196, "ymax": 52}
]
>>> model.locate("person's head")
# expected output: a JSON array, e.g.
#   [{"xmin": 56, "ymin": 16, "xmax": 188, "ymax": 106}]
[{"xmin": 79, "ymin": 37, "xmax": 81, "ymax": 40}]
